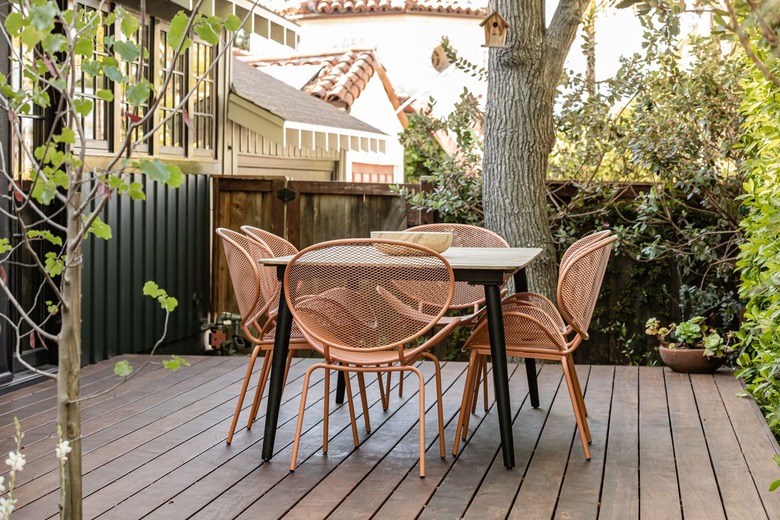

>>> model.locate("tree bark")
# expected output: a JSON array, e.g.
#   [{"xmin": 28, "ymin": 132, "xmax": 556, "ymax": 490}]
[
  {"xmin": 58, "ymin": 191, "xmax": 82, "ymax": 519},
  {"xmin": 483, "ymin": 0, "xmax": 586, "ymax": 300}
]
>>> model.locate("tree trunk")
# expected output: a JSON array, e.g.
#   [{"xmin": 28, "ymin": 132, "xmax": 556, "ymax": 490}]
[
  {"xmin": 58, "ymin": 192, "xmax": 82, "ymax": 519},
  {"xmin": 483, "ymin": 0, "xmax": 585, "ymax": 300}
]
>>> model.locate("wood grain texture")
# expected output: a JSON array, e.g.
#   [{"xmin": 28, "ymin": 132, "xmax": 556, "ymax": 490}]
[{"xmin": 4, "ymin": 359, "xmax": 779, "ymax": 520}]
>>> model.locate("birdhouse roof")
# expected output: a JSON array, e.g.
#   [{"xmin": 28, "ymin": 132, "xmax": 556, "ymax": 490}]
[{"xmin": 479, "ymin": 11, "xmax": 509, "ymax": 27}]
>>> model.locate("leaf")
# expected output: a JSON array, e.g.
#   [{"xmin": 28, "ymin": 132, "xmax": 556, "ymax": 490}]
[
  {"xmin": 182, "ymin": 109, "xmax": 193, "ymax": 131},
  {"xmin": 164, "ymin": 296, "xmax": 179, "ymax": 312},
  {"xmin": 74, "ymin": 98, "xmax": 93, "ymax": 117},
  {"xmin": 163, "ymin": 355, "xmax": 190, "ymax": 372},
  {"xmin": 194, "ymin": 17, "xmax": 220, "ymax": 46},
  {"xmin": 102, "ymin": 65, "xmax": 125, "ymax": 83},
  {"xmin": 96, "ymin": 89, "xmax": 114, "ymax": 102},
  {"xmin": 0, "ymin": 265, "xmax": 6, "ymax": 284},
  {"xmin": 126, "ymin": 80, "xmax": 152, "ymax": 106},
  {"xmin": 0, "ymin": 238, "xmax": 12, "ymax": 255},
  {"xmin": 168, "ymin": 12, "xmax": 192, "ymax": 52},
  {"xmin": 225, "ymin": 14, "xmax": 242, "ymax": 32},
  {"xmin": 29, "ymin": 1, "xmax": 57, "ymax": 31},
  {"xmin": 46, "ymin": 300, "xmax": 59, "ymax": 315},
  {"xmin": 113, "ymin": 40, "xmax": 140, "ymax": 62},
  {"xmin": 80, "ymin": 60, "xmax": 101, "ymax": 77},
  {"xmin": 54, "ymin": 128, "xmax": 76, "ymax": 144},
  {"xmin": 119, "ymin": 10, "xmax": 140, "ymax": 38},
  {"xmin": 127, "ymin": 182, "xmax": 146, "ymax": 200},
  {"xmin": 127, "ymin": 112, "xmax": 143, "ymax": 123},
  {"xmin": 32, "ymin": 179, "xmax": 58, "ymax": 205},
  {"xmin": 165, "ymin": 163, "xmax": 183, "ymax": 188},
  {"xmin": 4, "ymin": 11, "xmax": 25, "ymax": 36},
  {"xmin": 143, "ymin": 280, "xmax": 161, "ymax": 298},
  {"xmin": 74, "ymin": 37, "xmax": 93, "ymax": 57},
  {"xmin": 770, "ymin": 479, "xmax": 780, "ymax": 492},
  {"xmin": 114, "ymin": 360, "xmax": 133, "ymax": 378},
  {"xmin": 27, "ymin": 229, "xmax": 63, "ymax": 246},
  {"xmin": 44, "ymin": 252, "xmax": 64, "ymax": 276},
  {"xmin": 86, "ymin": 215, "xmax": 112, "ymax": 240}
]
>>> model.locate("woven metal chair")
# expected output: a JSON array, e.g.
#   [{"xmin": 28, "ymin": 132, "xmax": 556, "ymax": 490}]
[
  {"xmin": 286, "ymin": 238, "xmax": 458, "ymax": 478},
  {"xmin": 453, "ymin": 231, "xmax": 618, "ymax": 459},
  {"xmin": 217, "ymin": 228, "xmax": 313, "ymax": 445},
  {"xmin": 241, "ymin": 225, "xmax": 385, "ymax": 430}
]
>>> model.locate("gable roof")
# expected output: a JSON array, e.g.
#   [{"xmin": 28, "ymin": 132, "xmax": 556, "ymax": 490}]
[
  {"xmin": 230, "ymin": 57, "xmax": 384, "ymax": 135},
  {"xmin": 277, "ymin": 0, "xmax": 487, "ymax": 17}
]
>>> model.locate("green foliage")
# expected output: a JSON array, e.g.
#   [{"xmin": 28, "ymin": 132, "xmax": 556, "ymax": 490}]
[
  {"xmin": 162, "ymin": 355, "xmax": 191, "ymax": 372},
  {"xmin": 732, "ymin": 45, "xmax": 780, "ymax": 434},
  {"xmin": 399, "ymin": 12, "xmax": 745, "ymax": 362},
  {"xmin": 645, "ymin": 315, "xmax": 731, "ymax": 357},
  {"xmin": 113, "ymin": 360, "xmax": 133, "ymax": 378},
  {"xmin": 143, "ymin": 281, "xmax": 179, "ymax": 312},
  {"xmin": 396, "ymin": 91, "xmax": 484, "ymax": 224}
]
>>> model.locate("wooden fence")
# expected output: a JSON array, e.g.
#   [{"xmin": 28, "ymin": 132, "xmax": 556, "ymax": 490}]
[{"xmin": 212, "ymin": 176, "xmax": 430, "ymax": 317}]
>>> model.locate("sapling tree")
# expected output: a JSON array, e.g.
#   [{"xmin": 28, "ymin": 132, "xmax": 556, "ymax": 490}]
[{"xmin": 0, "ymin": 0, "xmax": 242, "ymax": 517}]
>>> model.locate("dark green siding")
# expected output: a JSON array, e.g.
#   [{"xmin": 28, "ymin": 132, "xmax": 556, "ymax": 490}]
[{"xmin": 81, "ymin": 174, "xmax": 210, "ymax": 364}]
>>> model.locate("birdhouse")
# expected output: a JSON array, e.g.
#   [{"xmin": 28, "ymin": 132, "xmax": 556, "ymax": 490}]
[{"xmin": 480, "ymin": 11, "xmax": 510, "ymax": 48}]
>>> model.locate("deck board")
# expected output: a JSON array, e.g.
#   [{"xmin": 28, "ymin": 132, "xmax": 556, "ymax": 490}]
[{"xmin": 2, "ymin": 356, "xmax": 779, "ymax": 519}]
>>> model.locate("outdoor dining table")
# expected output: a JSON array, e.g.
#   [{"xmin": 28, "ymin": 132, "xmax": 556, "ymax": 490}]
[{"xmin": 259, "ymin": 245, "xmax": 542, "ymax": 469}]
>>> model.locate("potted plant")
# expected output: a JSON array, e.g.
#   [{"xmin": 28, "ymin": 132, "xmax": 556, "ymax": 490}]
[{"xmin": 645, "ymin": 316, "xmax": 731, "ymax": 373}]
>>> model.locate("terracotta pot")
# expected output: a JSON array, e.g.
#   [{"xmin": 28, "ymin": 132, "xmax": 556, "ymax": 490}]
[{"xmin": 659, "ymin": 346, "xmax": 724, "ymax": 373}]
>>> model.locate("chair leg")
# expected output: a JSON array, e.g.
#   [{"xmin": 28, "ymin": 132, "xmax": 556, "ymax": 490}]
[
  {"xmin": 422, "ymin": 352, "xmax": 445, "ymax": 459},
  {"xmin": 227, "ymin": 344, "xmax": 261, "ymax": 445},
  {"xmin": 462, "ymin": 352, "xmax": 484, "ymax": 441},
  {"xmin": 561, "ymin": 357, "xmax": 591, "ymax": 460},
  {"xmin": 453, "ymin": 350, "xmax": 479, "ymax": 456},
  {"xmin": 567, "ymin": 355, "xmax": 588, "ymax": 418},
  {"xmin": 247, "ymin": 350, "xmax": 272, "ymax": 430},
  {"xmin": 323, "ymin": 366, "xmax": 330, "ymax": 454},
  {"xmin": 343, "ymin": 370, "xmax": 360, "ymax": 447},
  {"xmin": 409, "ymin": 365, "xmax": 427, "ymax": 478},
  {"xmin": 377, "ymin": 370, "xmax": 389, "ymax": 411},
  {"xmin": 290, "ymin": 364, "xmax": 319, "ymax": 472},
  {"xmin": 357, "ymin": 371, "xmax": 371, "ymax": 433}
]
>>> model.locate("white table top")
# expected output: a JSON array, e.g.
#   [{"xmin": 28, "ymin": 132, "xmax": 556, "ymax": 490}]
[{"xmin": 259, "ymin": 246, "xmax": 542, "ymax": 272}]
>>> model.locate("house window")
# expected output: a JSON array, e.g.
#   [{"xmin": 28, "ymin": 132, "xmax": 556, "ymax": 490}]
[
  {"xmin": 192, "ymin": 40, "xmax": 215, "ymax": 154},
  {"xmin": 75, "ymin": 6, "xmax": 111, "ymax": 150},
  {"xmin": 119, "ymin": 16, "xmax": 152, "ymax": 152},
  {"xmin": 10, "ymin": 38, "xmax": 45, "ymax": 180},
  {"xmin": 158, "ymin": 28, "xmax": 186, "ymax": 152}
]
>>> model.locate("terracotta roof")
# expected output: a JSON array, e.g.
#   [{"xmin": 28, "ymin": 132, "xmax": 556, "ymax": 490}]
[
  {"xmin": 237, "ymin": 49, "xmax": 379, "ymax": 111},
  {"xmin": 235, "ymin": 49, "xmax": 407, "ymax": 128},
  {"xmin": 230, "ymin": 57, "xmax": 385, "ymax": 134},
  {"xmin": 277, "ymin": 0, "xmax": 486, "ymax": 17}
]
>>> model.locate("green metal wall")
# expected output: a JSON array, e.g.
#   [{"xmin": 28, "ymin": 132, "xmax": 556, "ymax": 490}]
[{"xmin": 81, "ymin": 173, "xmax": 210, "ymax": 364}]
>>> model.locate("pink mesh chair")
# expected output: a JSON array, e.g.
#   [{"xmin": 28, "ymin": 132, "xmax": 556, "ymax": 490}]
[
  {"xmin": 242, "ymin": 225, "xmax": 384, "ymax": 430},
  {"xmin": 217, "ymin": 228, "xmax": 314, "ymax": 444},
  {"xmin": 453, "ymin": 232, "xmax": 618, "ymax": 459},
  {"xmin": 286, "ymin": 238, "xmax": 458, "ymax": 478}
]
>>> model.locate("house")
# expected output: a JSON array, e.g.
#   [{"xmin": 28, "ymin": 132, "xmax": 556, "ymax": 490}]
[
  {"xmin": 235, "ymin": 47, "xmax": 406, "ymax": 182},
  {"xmin": 227, "ymin": 57, "xmax": 394, "ymax": 182},
  {"xmin": 274, "ymin": 0, "xmax": 489, "ymax": 111}
]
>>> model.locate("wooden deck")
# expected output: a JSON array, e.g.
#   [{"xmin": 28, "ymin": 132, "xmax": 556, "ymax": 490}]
[{"xmin": 3, "ymin": 355, "xmax": 780, "ymax": 519}]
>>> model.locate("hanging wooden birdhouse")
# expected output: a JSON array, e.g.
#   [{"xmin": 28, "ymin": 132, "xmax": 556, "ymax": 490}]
[{"xmin": 480, "ymin": 11, "xmax": 510, "ymax": 48}]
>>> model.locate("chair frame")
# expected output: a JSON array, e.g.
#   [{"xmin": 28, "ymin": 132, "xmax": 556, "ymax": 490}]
[
  {"xmin": 285, "ymin": 238, "xmax": 459, "ymax": 478},
  {"xmin": 453, "ymin": 232, "xmax": 618, "ymax": 459}
]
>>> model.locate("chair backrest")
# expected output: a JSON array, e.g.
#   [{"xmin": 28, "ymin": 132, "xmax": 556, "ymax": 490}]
[
  {"xmin": 284, "ymin": 239, "xmax": 454, "ymax": 358},
  {"xmin": 407, "ymin": 223, "xmax": 509, "ymax": 309},
  {"xmin": 241, "ymin": 226, "xmax": 299, "ymax": 257},
  {"xmin": 559, "ymin": 230, "xmax": 612, "ymax": 273},
  {"xmin": 216, "ymin": 228, "xmax": 279, "ymax": 327},
  {"xmin": 557, "ymin": 234, "xmax": 618, "ymax": 340}
]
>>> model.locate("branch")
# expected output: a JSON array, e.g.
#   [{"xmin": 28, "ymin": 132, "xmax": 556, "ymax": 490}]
[
  {"xmin": 0, "ymin": 315, "xmax": 57, "ymax": 380},
  {"xmin": 726, "ymin": 0, "xmax": 780, "ymax": 87},
  {"xmin": 546, "ymin": 0, "xmax": 588, "ymax": 81},
  {"xmin": 0, "ymin": 277, "xmax": 59, "ymax": 342}
]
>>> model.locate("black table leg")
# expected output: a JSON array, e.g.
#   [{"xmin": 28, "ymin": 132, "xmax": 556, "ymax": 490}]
[
  {"xmin": 336, "ymin": 372, "xmax": 346, "ymax": 404},
  {"xmin": 262, "ymin": 283, "xmax": 293, "ymax": 461},
  {"xmin": 513, "ymin": 270, "xmax": 540, "ymax": 408},
  {"xmin": 484, "ymin": 283, "xmax": 515, "ymax": 469}
]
